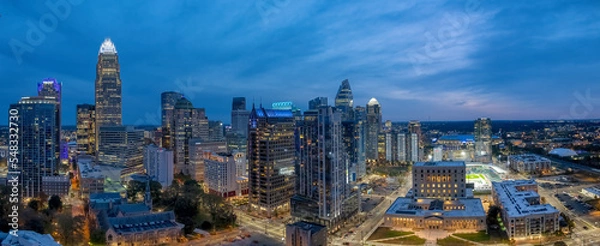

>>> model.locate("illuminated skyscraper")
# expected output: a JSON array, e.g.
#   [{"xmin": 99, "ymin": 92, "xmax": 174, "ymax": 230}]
[
  {"xmin": 97, "ymin": 126, "xmax": 144, "ymax": 168},
  {"xmin": 161, "ymin": 91, "xmax": 184, "ymax": 149},
  {"xmin": 408, "ymin": 120, "xmax": 422, "ymax": 162},
  {"xmin": 76, "ymin": 104, "xmax": 96, "ymax": 155},
  {"xmin": 474, "ymin": 118, "xmax": 492, "ymax": 163},
  {"xmin": 10, "ymin": 96, "xmax": 59, "ymax": 197},
  {"xmin": 365, "ymin": 98, "xmax": 381, "ymax": 161},
  {"xmin": 248, "ymin": 104, "xmax": 295, "ymax": 216},
  {"xmin": 95, "ymin": 38, "xmax": 122, "ymax": 152},
  {"xmin": 172, "ymin": 97, "xmax": 209, "ymax": 175},
  {"xmin": 334, "ymin": 79, "xmax": 353, "ymax": 121},
  {"xmin": 37, "ymin": 78, "xmax": 62, "ymax": 162},
  {"xmin": 231, "ymin": 97, "xmax": 250, "ymax": 138},
  {"xmin": 308, "ymin": 97, "xmax": 328, "ymax": 110},
  {"xmin": 354, "ymin": 106, "xmax": 367, "ymax": 179}
]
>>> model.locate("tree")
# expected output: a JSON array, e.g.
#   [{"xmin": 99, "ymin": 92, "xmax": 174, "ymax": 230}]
[
  {"xmin": 21, "ymin": 208, "xmax": 47, "ymax": 234},
  {"xmin": 54, "ymin": 211, "xmax": 85, "ymax": 245},
  {"xmin": 126, "ymin": 180, "xmax": 146, "ymax": 203},
  {"xmin": 28, "ymin": 199, "xmax": 42, "ymax": 211},
  {"xmin": 48, "ymin": 195, "xmax": 63, "ymax": 211},
  {"xmin": 487, "ymin": 205, "xmax": 501, "ymax": 227}
]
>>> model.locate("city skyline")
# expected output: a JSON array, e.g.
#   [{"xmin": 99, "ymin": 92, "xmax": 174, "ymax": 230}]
[{"xmin": 2, "ymin": 1, "xmax": 600, "ymax": 125}]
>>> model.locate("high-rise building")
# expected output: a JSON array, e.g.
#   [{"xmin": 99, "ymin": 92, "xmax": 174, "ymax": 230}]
[
  {"xmin": 37, "ymin": 78, "xmax": 62, "ymax": 162},
  {"xmin": 97, "ymin": 126, "xmax": 144, "ymax": 168},
  {"xmin": 248, "ymin": 104, "xmax": 295, "ymax": 216},
  {"xmin": 161, "ymin": 91, "xmax": 184, "ymax": 149},
  {"xmin": 334, "ymin": 79, "xmax": 353, "ymax": 121},
  {"xmin": 354, "ymin": 106, "xmax": 367, "ymax": 179},
  {"xmin": 365, "ymin": 98, "xmax": 381, "ymax": 161},
  {"xmin": 410, "ymin": 133, "xmax": 419, "ymax": 162},
  {"xmin": 308, "ymin": 97, "xmax": 328, "ymax": 110},
  {"xmin": 433, "ymin": 145, "xmax": 443, "ymax": 161},
  {"xmin": 143, "ymin": 144, "xmax": 174, "ymax": 189},
  {"xmin": 95, "ymin": 38, "xmax": 122, "ymax": 154},
  {"xmin": 474, "ymin": 118, "xmax": 492, "ymax": 163},
  {"xmin": 208, "ymin": 120, "xmax": 224, "ymax": 140},
  {"xmin": 397, "ymin": 133, "xmax": 407, "ymax": 162},
  {"xmin": 10, "ymin": 96, "xmax": 59, "ymax": 197},
  {"xmin": 172, "ymin": 97, "xmax": 209, "ymax": 175},
  {"xmin": 188, "ymin": 139, "xmax": 227, "ymax": 182},
  {"xmin": 76, "ymin": 104, "xmax": 96, "ymax": 155},
  {"xmin": 292, "ymin": 106, "xmax": 356, "ymax": 231},
  {"xmin": 204, "ymin": 152, "xmax": 238, "ymax": 198},
  {"xmin": 231, "ymin": 97, "xmax": 250, "ymax": 138}
]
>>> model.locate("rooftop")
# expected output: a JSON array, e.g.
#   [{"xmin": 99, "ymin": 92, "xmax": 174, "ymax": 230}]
[
  {"xmin": 107, "ymin": 211, "xmax": 181, "ymax": 234},
  {"xmin": 99, "ymin": 38, "xmax": 117, "ymax": 54},
  {"xmin": 385, "ymin": 197, "xmax": 485, "ymax": 218},
  {"xmin": 288, "ymin": 221, "xmax": 326, "ymax": 234},
  {"xmin": 509, "ymin": 154, "xmax": 551, "ymax": 163},
  {"xmin": 492, "ymin": 180, "xmax": 559, "ymax": 218},
  {"xmin": 414, "ymin": 161, "xmax": 466, "ymax": 167}
]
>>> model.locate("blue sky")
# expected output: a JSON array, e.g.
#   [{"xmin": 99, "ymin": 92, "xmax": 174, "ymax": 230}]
[{"xmin": 1, "ymin": 0, "xmax": 599, "ymax": 125}]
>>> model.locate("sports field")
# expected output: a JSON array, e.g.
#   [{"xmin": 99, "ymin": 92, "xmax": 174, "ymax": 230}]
[{"xmin": 466, "ymin": 173, "xmax": 485, "ymax": 180}]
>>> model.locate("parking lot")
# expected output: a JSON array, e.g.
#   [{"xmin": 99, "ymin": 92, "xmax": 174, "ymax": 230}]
[{"xmin": 554, "ymin": 193, "xmax": 594, "ymax": 215}]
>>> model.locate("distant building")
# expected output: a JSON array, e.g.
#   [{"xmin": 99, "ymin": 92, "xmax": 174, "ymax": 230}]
[
  {"xmin": 410, "ymin": 133, "xmax": 419, "ymax": 162},
  {"xmin": 433, "ymin": 145, "xmax": 443, "ymax": 161},
  {"xmin": 354, "ymin": 106, "xmax": 367, "ymax": 179},
  {"xmin": 474, "ymin": 118, "xmax": 492, "ymax": 163},
  {"xmin": 286, "ymin": 221, "xmax": 328, "ymax": 246},
  {"xmin": 188, "ymin": 139, "xmax": 227, "ymax": 182},
  {"xmin": 397, "ymin": 133, "xmax": 407, "ymax": 162},
  {"xmin": 76, "ymin": 104, "xmax": 96, "ymax": 155},
  {"xmin": 233, "ymin": 150, "xmax": 247, "ymax": 177},
  {"xmin": 365, "ymin": 98, "xmax": 381, "ymax": 161},
  {"xmin": 143, "ymin": 144, "xmax": 174, "ymax": 189},
  {"xmin": 508, "ymin": 154, "xmax": 551, "ymax": 175},
  {"xmin": 204, "ymin": 152, "xmax": 238, "ymax": 198},
  {"xmin": 208, "ymin": 120, "xmax": 224, "ymax": 140},
  {"xmin": 581, "ymin": 186, "xmax": 600, "ymax": 199},
  {"xmin": 492, "ymin": 180, "xmax": 559, "ymax": 239},
  {"xmin": 334, "ymin": 79, "xmax": 354, "ymax": 121},
  {"xmin": 231, "ymin": 97, "xmax": 250, "ymax": 138},
  {"xmin": 97, "ymin": 126, "xmax": 144, "ymax": 168},
  {"xmin": 308, "ymin": 97, "xmax": 328, "ymax": 110},
  {"xmin": 41, "ymin": 175, "xmax": 70, "ymax": 197},
  {"xmin": 37, "ymin": 78, "xmax": 62, "ymax": 165},
  {"xmin": 248, "ymin": 105, "xmax": 296, "ymax": 217},
  {"xmin": 11, "ymin": 96, "xmax": 59, "ymax": 197},
  {"xmin": 160, "ymin": 91, "xmax": 184, "ymax": 149},
  {"xmin": 172, "ymin": 97, "xmax": 209, "ymax": 175},
  {"xmin": 226, "ymin": 132, "xmax": 247, "ymax": 153},
  {"xmin": 77, "ymin": 155, "xmax": 104, "ymax": 198},
  {"xmin": 95, "ymin": 38, "xmax": 122, "ymax": 154}
]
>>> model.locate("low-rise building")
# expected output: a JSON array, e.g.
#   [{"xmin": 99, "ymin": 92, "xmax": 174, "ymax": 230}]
[
  {"xmin": 492, "ymin": 180, "xmax": 560, "ymax": 239},
  {"xmin": 42, "ymin": 175, "xmax": 70, "ymax": 197},
  {"xmin": 286, "ymin": 221, "xmax": 327, "ymax": 246},
  {"xmin": 507, "ymin": 155, "xmax": 551, "ymax": 175},
  {"xmin": 77, "ymin": 155, "xmax": 105, "ymax": 198},
  {"xmin": 581, "ymin": 186, "xmax": 600, "ymax": 199}
]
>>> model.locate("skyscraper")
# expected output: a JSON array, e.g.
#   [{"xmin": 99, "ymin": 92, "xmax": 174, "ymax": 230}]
[
  {"xmin": 365, "ymin": 98, "xmax": 381, "ymax": 161},
  {"xmin": 37, "ymin": 78, "xmax": 62, "ymax": 162},
  {"xmin": 95, "ymin": 38, "xmax": 122, "ymax": 152},
  {"xmin": 334, "ymin": 79, "xmax": 354, "ymax": 121},
  {"xmin": 354, "ymin": 106, "xmax": 367, "ymax": 179},
  {"xmin": 474, "ymin": 118, "xmax": 492, "ymax": 163},
  {"xmin": 97, "ymin": 126, "xmax": 144, "ymax": 168},
  {"xmin": 161, "ymin": 91, "xmax": 184, "ymax": 149},
  {"xmin": 172, "ymin": 97, "xmax": 209, "ymax": 175},
  {"xmin": 143, "ymin": 144, "xmax": 174, "ymax": 189},
  {"xmin": 292, "ymin": 106, "xmax": 354, "ymax": 230},
  {"xmin": 408, "ymin": 120, "xmax": 422, "ymax": 162},
  {"xmin": 231, "ymin": 97, "xmax": 250, "ymax": 138},
  {"xmin": 76, "ymin": 104, "xmax": 96, "ymax": 155},
  {"xmin": 308, "ymin": 97, "xmax": 328, "ymax": 110},
  {"xmin": 11, "ymin": 96, "xmax": 59, "ymax": 197},
  {"xmin": 208, "ymin": 120, "xmax": 224, "ymax": 140},
  {"xmin": 248, "ymin": 104, "xmax": 295, "ymax": 216}
]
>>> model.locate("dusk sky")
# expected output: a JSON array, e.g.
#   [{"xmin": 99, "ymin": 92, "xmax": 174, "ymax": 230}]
[{"xmin": 1, "ymin": 0, "xmax": 599, "ymax": 125}]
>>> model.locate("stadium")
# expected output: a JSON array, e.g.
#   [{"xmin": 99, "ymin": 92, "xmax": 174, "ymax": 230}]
[{"xmin": 465, "ymin": 163, "xmax": 507, "ymax": 192}]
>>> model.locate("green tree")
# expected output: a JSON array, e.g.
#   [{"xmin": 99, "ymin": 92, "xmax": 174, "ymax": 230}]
[
  {"xmin": 48, "ymin": 195, "xmax": 63, "ymax": 211},
  {"xmin": 487, "ymin": 205, "xmax": 501, "ymax": 227},
  {"xmin": 126, "ymin": 180, "xmax": 146, "ymax": 203},
  {"xmin": 54, "ymin": 211, "xmax": 85, "ymax": 246}
]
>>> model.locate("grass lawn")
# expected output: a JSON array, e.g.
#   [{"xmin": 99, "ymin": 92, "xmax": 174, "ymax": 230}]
[
  {"xmin": 437, "ymin": 236, "xmax": 475, "ymax": 246},
  {"xmin": 454, "ymin": 231, "xmax": 491, "ymax": 242},
  {"xmin": 367, "ymin": 227, "xmax": 413, "ymax": 241},
  {"xmin": 466, "ymin": 173, "xmax": 485, "ymax": 180},
  {"xmin": 380, "ymin": 235, "xmax": 426, "ymax": 245}
]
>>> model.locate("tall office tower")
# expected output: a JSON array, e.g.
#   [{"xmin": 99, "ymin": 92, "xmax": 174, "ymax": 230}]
[
  {"xmin": 188, "ymin": 139, "xmax": 227, "ymax": 182},
  {"xmin": 208, "ymin": 120, "xmax": 224, "ymax": 140},
  {"xmin": 408, "ymin": 120, "xmax": 422, "ymax": 144},
  {"xmin": 37, "ymin": 78, "xmax": 62, "ymax": 161},
  {"xmin": 474, "ymin": 118, "xmax": 492, "ymax": 163},
  {"xmin": 397, "ymin": 133, "xmax": 407, "ymax": 162},
  {"xmin": 334, "ymin": 79, "xmax": 354, "ymax": 121},
  {"xmin": 377, "ymin": 133, "xmax": 386, "ymax": 161},
  {"xmin": 97, "ymin": 126, "xmax": 144, "ymax": 168},
  {"xmin": 231, "ymin": 97, "xmax": 250, "ymax": 138},
  {"xmin": 76, "ymin": 104, "xmax": 96, "ymax": 155},
  {"xmin": 308, "ymin": 97, "xmax": 328, "ymax": 110},
  {"xmin": 354, "ymin": 106, "xmax": 367, "ymax": 179},
  {"xmin": 248, "ymin": 104, "xmax": 295, "ymax": 217},
  {"xmin": 10, "ymin": 96, "xmax": 59, "ymax": 197},
  {"xmin": 172, "ymin": 97, "xmax": 208, "ymax": 175},
  {"xmin": 226, "ymin": 132, "xmax": 247, "ymax": 153},
  {"xmin": 293, "ymin": 106, "xmax": 353, "ymax": 230},
  {"xmin": 161, "ymin": 91, "xmax": 184, "ymax": 149},
  {"xmin": 341, "ymin": 120, "xmax": 356, "ymax": 182},
  {"xmin": 365, "ymin": 98, "xmax": 382, "ymax": 161},
  {"xmin": 95, "ymin": 38, "xmax": 122, "ymax": 153},
  {"xmin": 143, "ymin": 144, "xmax": 174, "ymax": 189},
  {"xmin": 385, "ymin": 132, "xmax": 396, "ymax": 162},
  {"xmin": 410, "ymin": 133, "xmax": 419, "ymax": 162}
]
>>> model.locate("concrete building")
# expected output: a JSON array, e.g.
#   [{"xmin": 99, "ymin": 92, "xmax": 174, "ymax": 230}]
[
  {"xmin": 208, "ymin": 120, "xmax": 224, "ymax": 140},
  {"xmin": 433, "ymin": 145, "xmax": 443, "ymax": 161},
  {"xmin": 581, "ymin": 186, "xmax": 600, "ymax": 199},
  {"xmin": 41, "ymin": 175, "xmax": 70, "ymax": 197},
  {"xmin": 248, "ymin": 105, "xmax": 296, "ymax": 216},
  {"xmin": 76, "ymin": 104, "xmax": 96, "ymax": 155},
  {"xmin": 508, "ymin": 154, "xmax": 551, "ymax": 175},
  {"xmin": 410, "ymin": 133, "xmax": 419, "ymax": 162},
  {"xmin": 413, "ymin": 162, "xmax": 468, "ymax": 200},
  {"xmin": 286, "ymin": 221, "xmax": 327, "ymax": 246},
  {"xmin": 492, "ymin": 180, "xmax": 560, "ymax": 239},
  {"xmin": 188, "ymin": 139, "xmax": 227, "ymax": 182},
  {"xmin": 204, "ymin": 152, "xmax": 237, "ymax": 198},
  {"xmin": 77, "ymin": 155, "xmax": 105, "ymax": 198},
  {"xmin": 97, "ymin": 126, "xmax": 144, "ymax": 168},
  {"xmin": 233, "ymin": 150, "xmax": 247, "ymax": 177},
  {"xmin": 143, "ymin": 144, "xmax": 174, "ymax": 189}
]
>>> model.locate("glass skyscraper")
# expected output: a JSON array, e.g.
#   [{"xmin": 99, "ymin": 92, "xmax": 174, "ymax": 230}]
[
  {"xmin": 161, "ymin": 91, "xmax": 184, "ymax": 149},
  {"xmin": 474, "ymin": 118, "xmax": 492, "ymax": 163},
  {"xmin": 231, "ymin": 97, "xmax": 250, "ymax": 138},
  {"xmin": 334, "ymin": 79, "xmax": 354, "ymax": 121},
  {"xmin": 95, "ymin": 38, "xmax": 122, "ymax": 152},
  {"xmin": 365, "ymin": 98, "xmax": 381, "ymax": 161},
  {"xmin": 10, "ymin": 96, "xmax": 59, "ymax": 197},
  {"xmin": 76, "ymin": 104, "xmax": 96, "ymax": 155},
  {"xmin": 37, "ymin": 78, "xmax": 62, "ymax": 162},
  {"xmin": 172, "ymin": 97, "xmax": 209, "ymax": 175}
]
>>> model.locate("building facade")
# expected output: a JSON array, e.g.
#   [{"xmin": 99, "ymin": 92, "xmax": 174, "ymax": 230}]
[
  {"xmin": 160, "ymin": 91, "xmax": 183, "ymax": 149},
  {"xmin": 143, "ymin": 144, "xmax": 174, "ymax": 189},
  {"xmin": 492, "ymin": 180, "xmax": 559, "ymax": 239},
  {"xmin": 188, "ymin": 139, "xmax": 227, "ymax": 182},
  {"xmin": 334, "ymin": 79, "xmax": 353, "ymax": 121},
  {"xmin": 248, "ymin": 105, "xmax": 296, "ymax": 216},
  {"xmin": 172, "ymin": 97, "xmax": 209, "ymax": 176},
  {"xmin": 474, "ymin": 118, "xmax": 492, "ymax": 163},
  {"xmin": 286, "ymin": 221, "xmax": 328, "ymax": 246},
  {"xmin": 507, "ymin": 154, "xmax": 551, "ymax": 175},
  {"xmin": 97, "ymin": 126, "xmax": 144, "ymax": 168},
  {"xmin": 413, "ymin": 162, "xmax": 467, "ymax": 200},
  {"xmin": 365, "ymin": 98, "xmax": 381, "ymax": 162},
  {"xmin": 76, "ymin": 104, "xmax": 96, "ymax": 155},
  {"xmin": 204, "ymin": 152, "xmax": 238, "ymax": 198},
  {"xmin": 37, "ymin": 78, "xmax": 62, "ymax": 165},
  {"xmin": 77, "ymin": 155, "xmax": 104, "ymax": 198},
  {"xmin": 95, "ymin": 38, "xmax": 122, "ymax": 152},
  {"xmin": 231, "ymin": 97, "xmax": 250, "ymax": 138}
]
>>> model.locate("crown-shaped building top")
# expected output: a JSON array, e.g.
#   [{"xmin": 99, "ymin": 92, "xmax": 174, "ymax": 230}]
[{"xmin": 99, "ymin": 38, "xmax": 117, "ymax": 54}]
